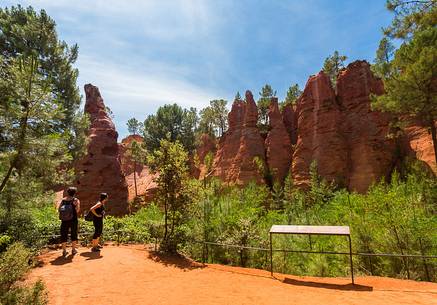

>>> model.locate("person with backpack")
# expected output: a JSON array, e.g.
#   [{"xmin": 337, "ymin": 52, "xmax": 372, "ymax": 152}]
[
  {"xmin": 89, "ymin": 193, "xmax": 108, "ymax": 252},
  {"xmin": 57, "ymin": 187, "xmax": 80, "ymax": 257}
]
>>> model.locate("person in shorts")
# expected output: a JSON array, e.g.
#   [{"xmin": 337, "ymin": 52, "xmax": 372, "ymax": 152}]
[
  {"xmin": 57, "ymin": 187, "xmax": 80, "ymax": 257},
  {"xmin": 89, "ymin": 193, "xmax": 108, "ymax": 252}
]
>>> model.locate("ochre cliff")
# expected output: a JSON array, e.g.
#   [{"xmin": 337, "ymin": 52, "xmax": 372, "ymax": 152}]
[
  {"xmin": 210, "ymin": 60, "xmax": 434, "ymax": 192},
  {"xmin": 336, "ymin": 60, "xmax": 396, "ymax": 192},
  {"xmin": 291, "ymin": 71, "xmax": 348, "ymax": 189},
  {"xmin": 212, "ymin": 91, "xmax": 265, "ymax": 184},
  {"xmin": 74, "ymin": 84, "xmax": 129, "ymax": 215},
  {"xmin": 282, "ymin": 103, "xmax": 298, "ymax": 145},
  {"xmin": 212, "ymin": 97, "xmax": 246, "ymax": 182},
  {"xmin": 292, "ymin": 61, "xmax": 398, "ymax": 192},
  {"xmin": 72, "ymin": 60, "xmax": 435, "ymax": 215},
  {"xmin": 402, "ymin": 120, "xmax": 437, "ymax": 175},
  {"xmin": 265, "ymin": 98, "xmax": 292, "ymax": 183}
]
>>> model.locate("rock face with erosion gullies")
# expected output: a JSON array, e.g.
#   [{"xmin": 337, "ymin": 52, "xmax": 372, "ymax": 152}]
[
  {"xmin": 402, "ymin": 120, "xmax": 437, "ymax": 174},
  {"xmin": 281, "ymin": 103, "xmax": 298, "ymax": 145},
  {"xmin": 292, "ymin": 71, "xmax": 348, "ymax": 188},
  {"xmin": 74, "ymin": 84, "xmax": 129, "ymax": 215},
  {"xmin": 119, "ymin": 135, "xmax": 157, "ymax": 203},
  {"xmin": 292, "ymin": 61, "xmax": 397, "ymax": 192},
  {"xmin": 212, "ymin": 98, "xmax": 246, "ymax": 182},
  {"xmin": 337, "ymin": 61, "xmax": 396, "ymax": 192},
  {"xmin": 72, "ymin": 63, "xmax": 435, "ymax": 207},
  {"xmin": 265, "ymin": 98, "xmax": 292, "ymax": 183},
  {"xmin": 213, "ymin": 91, "xmax": 266, "ymax": 184}
]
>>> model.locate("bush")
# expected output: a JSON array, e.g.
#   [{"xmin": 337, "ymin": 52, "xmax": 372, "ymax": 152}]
[
  {"xmin": 184, "ymin": 169, "xmax": 437, "ymax": 281},
  {"xmin": 0, "ymin": 242, "xmax": 47, "ymax": 305}
]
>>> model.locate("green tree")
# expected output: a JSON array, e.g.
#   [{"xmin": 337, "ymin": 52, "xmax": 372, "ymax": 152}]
[
  {"xmin": 210, "ymin": 99, "xmax": 228, "ymax": 137},
  {"xmin": 126, "ymin": 117, "xmax": 146, "ymax": 198},
  {"xmin": 373, "ymin": 28, "xmax": 437, "ymax": 164},
  {"xmin": 257, "ymin": 84, "xmax": 276, "ymax": 130},
  {"xmin": 372, "ymin": 37, "xmax": 396, "ymax": 78},
  {"xmin": 384, "ymin": 0, "xmax": 436, "ymax": 39},
  {"xmin": 198, "ymin": 99, "xmax": 228, "ymax": 137},
  {"xmin": 235, "ymin": 91, "xmax": 242, "ymax": 100},
  {"xmin": 0, "ymin": 6, "xmax": 86, "ymax": 194},
  {"xmin": 127, "ymin": 140, "xmax": 147, "ymax": 199},
  {"xmin": 143, "ymin": 104, "xmax": 198, "ymax": 153},
  {"xmin": 147, "ymin": 139, "xmax": 192, "ymax": 252},
  {"xmin": 281, "ymin": 84, "xmax": 302, "ymax": 108},
  {"xmin": 322, "ymin": 51, "xmax": 348, "ymax": 86},
  {"xmin": 127, "ymin": 117, "xmax": 144, "ymax": 136},
  {"xmin": 373, "ymin": 0, "xmax": 437, "ymax": 164},
  {"xmin": 198, "ymin": 107, "xmax": 215, "ymax": 137}
]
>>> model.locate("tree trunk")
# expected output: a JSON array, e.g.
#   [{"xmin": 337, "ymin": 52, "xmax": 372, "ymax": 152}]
[
  {"xmin": 430, "ymin": 119, "xmax": 437, "ymax": 165},
  {"xmin": 0, "ymin": 164, "xmax": 15, "ymax": 193},
  {"xmin": 0, "ymin": 103, "xmax": 30, "ymax": 193}
]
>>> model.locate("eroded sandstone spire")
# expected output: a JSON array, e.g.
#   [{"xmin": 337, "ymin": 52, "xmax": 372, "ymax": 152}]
[{"xmin": 75, "ymin": 84, "xmax": 129, "ymax": 215}]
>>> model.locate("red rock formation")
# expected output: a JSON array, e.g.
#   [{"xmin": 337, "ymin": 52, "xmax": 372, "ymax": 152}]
[
  {"xmin": 337, "ymin": 61, "xmax": 396, "ymax": 192},
  {"xmin": 74, "ymin": 84, "xmax": 129, "ymax": 215},
  {"xmin": 402, "ymin": 120, "xmax": 437, "ymax": 174},
  {"xmin": 195, "ymin": 133, "xmax": 217, "ymax": 179},
  {"xmin": 291, "ymin": 61, "xmax": 397, "ymax": 192},
  {"xmin": 282, "ymin": 103, "xmax": 298, "ymax": 145},
  {"xmin": 212, "ymin": 98, "xmax": 246, "ymax": 182},
  {"xmin": 119, "ymin": 135, "xmax": 157, "ymax": 202},
  {"xmin": 212, "ymin": 91, "xmax": 265, "ymax": 184},
  {"xmin": 265, "ymin": 98, "xmax": 292, "ymax": 183},
  {"xmin": 292, "ymin": 71, "xmax": 348, "ymax": 188},
  {"xmin": 229, "ymin": 91, "xmax": 266, "ymax": 184}
]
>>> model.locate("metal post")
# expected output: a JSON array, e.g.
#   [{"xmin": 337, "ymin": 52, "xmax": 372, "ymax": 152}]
[
  {"xmin": 347, "ymin": 235, "xmax": 354, "ymax": 284},
  {"xmin": 270, "ymin": 232, "xmax": 273, "ymax": 276}
]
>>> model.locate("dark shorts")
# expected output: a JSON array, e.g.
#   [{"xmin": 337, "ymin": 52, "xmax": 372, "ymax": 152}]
[
  {"xmin": 93, "ymin": 217, "xmax": 103, "ymax": 239},
  {"xmin": 60, "ymin": 219, "xmax": 78, "ymax": 242}
]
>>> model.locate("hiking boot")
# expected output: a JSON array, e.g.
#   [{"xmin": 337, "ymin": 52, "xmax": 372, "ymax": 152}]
[
  {"xmin": 72, "ymin": 248, "xmax": 78, "ymax": 255},
  {"xmin": 62, "ymin": 249, "xmax": 68, "ymax": 257},
  {"xmin": 91, "ymin": 247, "xmax": 100, "ymax": 252}
]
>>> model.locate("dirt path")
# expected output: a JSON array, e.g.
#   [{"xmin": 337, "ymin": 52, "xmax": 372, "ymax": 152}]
[{"xmin": 29, "ymin": 244, "xmax": 437, "ymax": 305}]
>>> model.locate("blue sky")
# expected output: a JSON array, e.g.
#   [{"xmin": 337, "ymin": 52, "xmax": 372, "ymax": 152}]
[{"xmin": 3, "ymin": 0, "xmax": 393, "ymax": 138}]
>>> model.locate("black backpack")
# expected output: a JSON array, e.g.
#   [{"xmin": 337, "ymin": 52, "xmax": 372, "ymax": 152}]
[{"xmin": 58, "ymin": 199, "xmax": 75, "ymax": 221}]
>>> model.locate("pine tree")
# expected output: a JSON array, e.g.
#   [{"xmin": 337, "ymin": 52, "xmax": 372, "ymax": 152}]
[
  {"xmin": 373, "ymin": 0, "xmax": 437, "ymax": 164},
  {"xmin": 322, "ymin": 51, "xmax": 348, "ymax": 86},
  {"xmin": 257, "ymin": 84, "xmax": 276, "ymax": 130},
  {"xmin": 0, "ymin": 6, "xmax": 86, "ymax": 194}
]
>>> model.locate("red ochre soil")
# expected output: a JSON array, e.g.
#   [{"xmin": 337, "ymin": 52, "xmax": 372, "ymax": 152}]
[{"xmin": 29, "ymin": 244, "xmax": 437, "ymax": 305}]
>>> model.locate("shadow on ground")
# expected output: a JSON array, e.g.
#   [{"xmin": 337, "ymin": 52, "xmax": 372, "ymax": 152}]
[
  {"xmin": 148, "ymin": 251, "xmax": 205, "ymax": 270},
  {"xmin": 282, "ymin": 277, "xmax": 373, "ymax": 291},
  {"xmin": 50, "ymin": 254, "xmax": 74, "ymax": 266},
  {"xmin": 80, "ymin": 251, "xmax": 103, "ymax": 260}
]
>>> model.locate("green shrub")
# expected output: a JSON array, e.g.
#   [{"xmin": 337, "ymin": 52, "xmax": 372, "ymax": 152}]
[
  {"xmin": 0, "ymin": 242, "xmax": 47, "ymax": 305},
  {"xmin": 184, "ymin": 168, "xmax": 437, "ymax": 281}
]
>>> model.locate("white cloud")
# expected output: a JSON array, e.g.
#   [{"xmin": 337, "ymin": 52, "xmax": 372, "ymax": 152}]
[
  {"xmin": 4, "ymin": 0, "xmax": 230, "ymax": 137},
  {"xmin": 76, "ymin": 55, "xmax": 223, "ymax": 137}
]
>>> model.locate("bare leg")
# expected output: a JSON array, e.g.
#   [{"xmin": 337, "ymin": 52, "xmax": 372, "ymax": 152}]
[
  {"xmin": 61, "ymin": 242, "xmax": 67, "ymax": 257},
  {"xmin": 92, "ymin": 238, "xmax": 100, "ymax": 247},
  {"xmin": 72, "ymin": 241, "xmax": 78, "ymax": 254}
]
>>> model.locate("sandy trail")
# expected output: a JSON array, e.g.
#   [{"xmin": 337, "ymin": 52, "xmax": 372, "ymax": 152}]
[{"xmin": 29, "ymin": 244, "xmax": 437, "ymax": 305}]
